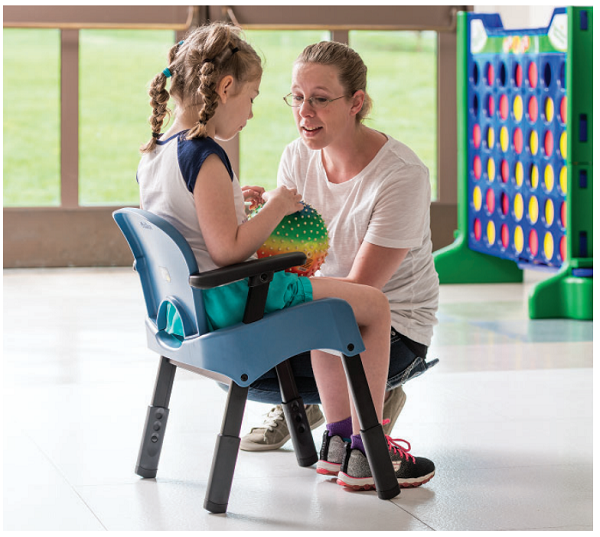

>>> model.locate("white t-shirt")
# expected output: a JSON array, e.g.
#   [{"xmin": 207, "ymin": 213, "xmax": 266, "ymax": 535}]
[{"xmin": 278, "ymin": 135, "xmax": 439, "ymax": 346}]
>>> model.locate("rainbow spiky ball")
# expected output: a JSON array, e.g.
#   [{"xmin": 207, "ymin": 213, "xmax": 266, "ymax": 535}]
[{"xmin": 251, "ymin": 201, "xmax": 329, "ymax": 277}]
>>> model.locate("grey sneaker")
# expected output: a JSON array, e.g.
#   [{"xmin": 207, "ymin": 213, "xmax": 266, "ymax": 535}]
[
  {"xmin": 382, "ymin": 386, "xmax": 407, "ymax": 435},
  {"xmin": 337, "ymin": 436, "xmax": 435, "ymax": 490},
  {"xmin": 316, "ymin": 431, "xmax": 348, "ymax": 476},
  {"xmin": 240, "ymin": 404, "xmax": 325, "ymax": 452}
]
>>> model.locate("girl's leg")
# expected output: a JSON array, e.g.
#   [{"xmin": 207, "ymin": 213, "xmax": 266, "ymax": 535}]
[{"xmin": 310, "ymin": 278, "xmax": 391, "ymax": 434}]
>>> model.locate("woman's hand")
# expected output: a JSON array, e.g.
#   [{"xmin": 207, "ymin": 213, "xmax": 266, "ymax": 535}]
[
  {"xmin": 262, "ymin": 185, "xmax": 303, "ymax": 216},
  {"xmin": 242, "ymin": 185, "xmax": 265, "ymax": 210}
]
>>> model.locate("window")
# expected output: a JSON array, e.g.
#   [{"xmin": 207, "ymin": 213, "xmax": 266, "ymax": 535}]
[{"xmin": 3, "ymin": 29, "xmax": 61, "ymax": 206}]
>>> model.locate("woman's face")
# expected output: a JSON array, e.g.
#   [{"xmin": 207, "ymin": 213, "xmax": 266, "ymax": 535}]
[{"xmin": 290, "ymin": 62, "xmax": 360, "ymax": 151}]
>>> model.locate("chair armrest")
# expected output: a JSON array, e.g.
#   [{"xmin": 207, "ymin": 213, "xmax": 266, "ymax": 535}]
[{"xmin": 189, "ymin": 252, "xmax": 307, "ymax": 290}]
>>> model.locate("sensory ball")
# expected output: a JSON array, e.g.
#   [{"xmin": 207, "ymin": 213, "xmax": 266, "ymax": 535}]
[{"xmin": 251, "ymin": 201, "xmax": 329, "ymax": 277}]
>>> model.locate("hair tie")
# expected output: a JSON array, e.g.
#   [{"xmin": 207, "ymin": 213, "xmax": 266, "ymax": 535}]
[
  {"xmin": 152, "ymin": 132, "xmax": 161, "ymax": 139},
  {"xmin": 178, "ymin": 40, "xmax": 184, "ymax": 47},
  {"xmin": 162, "ymin": 68, "xmax": 172, "ymax": 78},
  {"xmin": 203, "ymin": 57, "xmax": 214, "ymax": 64}
]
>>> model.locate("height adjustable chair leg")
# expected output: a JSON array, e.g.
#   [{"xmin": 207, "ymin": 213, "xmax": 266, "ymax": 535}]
[
  {"xmin": 136, "ymin": 356, "xmax": 176, "ymax": 479},
  {"xmin": 276, "ymin": 360, "xmax": 318, "ymax": 467},
  {"xmin": 342, "ymin": 353, "xmax": 401, "ymax": 500},
  {"xmin": 204, "ymin": 381, "xmax": 249, "ymax": 514}
]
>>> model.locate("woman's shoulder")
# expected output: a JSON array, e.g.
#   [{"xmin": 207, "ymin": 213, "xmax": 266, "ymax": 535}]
[{"xmin": 381, "ymin": 135, "xmax": 427, "ymax": 170}]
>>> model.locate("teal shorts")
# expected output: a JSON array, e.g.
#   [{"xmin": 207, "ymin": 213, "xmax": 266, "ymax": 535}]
[{"xmin": 202, "ymin": 271, "xmax": 313, "ymax": 331}]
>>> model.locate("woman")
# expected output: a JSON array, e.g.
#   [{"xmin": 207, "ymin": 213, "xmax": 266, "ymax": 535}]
[{"xmin": 242, "ymin": 41, "xmax": 439, "ymax": 489}]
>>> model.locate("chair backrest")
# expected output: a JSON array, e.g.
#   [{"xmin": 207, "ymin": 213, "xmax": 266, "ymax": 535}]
[{"xmin": 113, "ymin": 208, "xmax": 208, "ymax": 339}]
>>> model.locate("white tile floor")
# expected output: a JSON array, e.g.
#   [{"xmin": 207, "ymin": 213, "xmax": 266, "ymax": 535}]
[{"xmin": 3, "ymin": 267, "xmax": 593, "ymax": 531}]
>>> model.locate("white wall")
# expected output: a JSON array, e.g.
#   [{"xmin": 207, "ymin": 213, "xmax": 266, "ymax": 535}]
[{"xmin": 473, "ymin": 5, "xmax": 561, "ymax": 29}]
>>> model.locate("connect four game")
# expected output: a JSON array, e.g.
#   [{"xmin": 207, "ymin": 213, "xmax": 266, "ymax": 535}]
[{"xmin": 434, "ymin": 7, "xmax": 592, "ymax": 320}]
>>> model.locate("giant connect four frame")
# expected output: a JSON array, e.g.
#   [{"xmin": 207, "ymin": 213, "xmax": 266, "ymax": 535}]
[{"xmin": 434, "ymin": 7, "xmax": 592, "ymax": 320}]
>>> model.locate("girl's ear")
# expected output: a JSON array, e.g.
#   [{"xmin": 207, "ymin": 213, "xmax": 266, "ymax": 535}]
[
  {"xmin": 349, "ymin": 90, "xmax": 365, "ymax": 117},
  {"xmin": 216, "ymin": 75, "xmax": 235, "ymax": 103}
]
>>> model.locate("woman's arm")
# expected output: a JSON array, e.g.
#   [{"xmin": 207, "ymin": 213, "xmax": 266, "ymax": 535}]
[
  {"xmin": 194, "ymin": 154, "xmax": 302, "ymax": 267},
  {"xmin": 342, "ymin": 241, "xmax": 409, "ymax": 290}
]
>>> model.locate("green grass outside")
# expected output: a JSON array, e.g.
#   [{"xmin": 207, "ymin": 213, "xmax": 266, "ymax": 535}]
[{"xmin": 3, "ymin": 29, "xmax": 436, "ymax": 207}]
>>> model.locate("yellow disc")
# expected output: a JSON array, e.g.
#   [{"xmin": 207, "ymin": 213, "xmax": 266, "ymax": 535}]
[
  {"xmin": 545, "ymin": 164, "xmax": 554, "ymax": 191},
  {"xmin": 531, "ymin": 165, "xmax": 539, "ymax": 189},
  {"xmin": 487, "ymin": 220, "xmax": 495, "ymax": 246},
  {"xmin": 488, "ymin": 158, "xmax": 495, "ymax": 181},
  {"xmin": 514, "ymin": 225, "xmax": 524, "ymax": 253},
  {"xmin": 559, "ymin": 166, "xmax": 567, "ymax": 194},
  {"xmin": 545, "ymin": 97, "xmax": 554, "ymax": 122},
  {"xmin": 487, "ymin": 126, "xmax": 494, "ymax": 149},
  {"xmin": 544, "ymin": 232, "xmax": 554, "ymax": 260},
  {"xmin": 500, "ymin": 126, "xmax": 509, "ymax": 152},
  {"xmin": 513, "ymin": 95, "xmax": 523, "ymax": 122},
  {"xmin": 515, "ymin": 161, "xmax": 524, "ymax": 186},
  {"xmin": 560, "ymin": 131, "xmax": 567, "ymax": 158},
  {"xmin": 529, "ymin": 195, "xmax": 539, "ymax": 223},
  {"xmin": 545, "ymin": 199, "xmax": 554, "ymax": 226},
  {"xmin": 473, "ymin": 186, "xmax": 482, "ymax": 211},
  {"xmin": 530, "ymin": 130, "xmax": 538, "ymax": 155},
  {"xmin": 514, "ymin": 192, "xmax": 524, "ymax": 221}
]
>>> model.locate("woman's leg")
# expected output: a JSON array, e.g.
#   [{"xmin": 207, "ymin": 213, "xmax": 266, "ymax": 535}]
[{"xmin": 310, "ymin": 278, "xmax": 391, "ymax": 434}]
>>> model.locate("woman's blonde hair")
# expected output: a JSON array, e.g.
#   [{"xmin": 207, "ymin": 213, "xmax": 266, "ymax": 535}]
[
  {"xmin": 141, "ymin": 22, "xmax": 262, "ymax": 153},
  {"xmin": 295, "ymin": 41, "xmax": 372, "ymax": 122}
]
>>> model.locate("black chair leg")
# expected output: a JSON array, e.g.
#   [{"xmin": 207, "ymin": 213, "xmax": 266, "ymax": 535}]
[
  {"xmin": 276, "ymin": 360, "xmax": 318, "ymax": 467},
  {"xmin": 204, "ymin": 381, "xmax": 249, "ymax": 514},
  {"xmin": 342, "ymin": 353, "xmax": 401, "ymax": 500},
  {"xmin": 136, "ymin": 356, "xmax": 177, "ymax": 478}
]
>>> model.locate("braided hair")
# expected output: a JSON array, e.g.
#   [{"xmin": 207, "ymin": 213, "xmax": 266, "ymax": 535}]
[{"xmin": 140, "ymin": 22, "xmax": 262, "ymax": 153}]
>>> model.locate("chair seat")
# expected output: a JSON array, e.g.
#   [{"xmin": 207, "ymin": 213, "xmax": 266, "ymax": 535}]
[{"xmin": 147, "ymin": 297, "xmax": 366, "ymax": 387}]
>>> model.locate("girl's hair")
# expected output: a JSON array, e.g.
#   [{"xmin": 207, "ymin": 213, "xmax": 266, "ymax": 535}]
[
  {"xmin": 141, "ymin": 22, "xmax": 262, "ymax": 153},
  {"xmin": 295, "ymin": 41, "xmax": 372, "ymax": 122}
]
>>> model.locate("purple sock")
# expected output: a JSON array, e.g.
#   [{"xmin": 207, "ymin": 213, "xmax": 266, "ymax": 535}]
[
  {"xmin": 351, "ymin": 434, "xmax": 365, "ymax": 454},
  {"xmin": 326, "ymin": 416, "xmax": 352, "ymax": 440}
]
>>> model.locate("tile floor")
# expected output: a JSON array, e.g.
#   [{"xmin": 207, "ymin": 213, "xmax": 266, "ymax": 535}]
[{"xmin": 3, "ymin": 267, "xmax": 593, "ymax": 531}]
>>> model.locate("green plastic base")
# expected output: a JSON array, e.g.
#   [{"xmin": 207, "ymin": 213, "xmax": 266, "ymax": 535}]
[
  {"xmin": 529, "ymin": 263, "xmax": 593, "ymax": 320},
  {"xmin": 433, "ymin": 234, "xmax": 523, "ymax": 284}
]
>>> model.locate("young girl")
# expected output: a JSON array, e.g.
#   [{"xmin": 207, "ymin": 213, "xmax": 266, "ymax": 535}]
[{"xmin": 136, "ymin": 22, "xmax": 434, "ymax": 491}]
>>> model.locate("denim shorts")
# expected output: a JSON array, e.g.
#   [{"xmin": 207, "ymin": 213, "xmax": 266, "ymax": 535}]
[{"xmin": 244, "ymin": 327, "xmax": 430, "ymax": 405}]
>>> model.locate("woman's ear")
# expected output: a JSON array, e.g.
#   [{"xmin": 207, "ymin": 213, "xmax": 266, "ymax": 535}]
[
  {"xmin": 349, "ymin": 90, "xmax": 365, "ymax": 117},
  {"xmin": 216, "ymin": 75, "xmax": 235, "ymax": 103}
]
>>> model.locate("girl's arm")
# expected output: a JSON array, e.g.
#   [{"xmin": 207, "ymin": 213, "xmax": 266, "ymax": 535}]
[{"xmin": 194, "ymin": 154, "xmax": 302, "ymax": 267}]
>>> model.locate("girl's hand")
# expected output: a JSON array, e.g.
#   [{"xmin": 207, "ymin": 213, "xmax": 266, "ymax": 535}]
[
  {"xmin": 262, "ymin": 186, "xmax": 303, "ymax": 216},
  {"xmin": 242, "ymin": 185, "xmax": 265, "ymax": 210}
]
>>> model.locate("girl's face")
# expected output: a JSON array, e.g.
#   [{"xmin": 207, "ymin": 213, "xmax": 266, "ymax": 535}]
[
  {"xmin": 214, "ymin": 76, "xmax": 261, "ymax": 141},
  {"xmin": 290, "ymin": 62, "xmax": 362, "ymax": 151}
]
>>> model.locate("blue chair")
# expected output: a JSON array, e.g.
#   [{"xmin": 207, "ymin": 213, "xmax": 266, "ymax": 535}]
[{"xmin": 113, "ymin": 208, "xmax": 400, "ymax": 513}]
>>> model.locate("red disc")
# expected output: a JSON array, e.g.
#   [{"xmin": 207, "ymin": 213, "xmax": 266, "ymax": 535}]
[
  {"xmin": 560, "ymin": 235, "xmax": 567, "ymax": 261},
  {"xmin": 474, "ymin": 218, "xmax": 482, "ymax": 240},
  {"xmin": 560, "ymin": 96, "xmax": 567, "ymax": 124},
  {"xmin": 487, "ymin": 63, "xmax": 494, "ymax": 86},
  {"xmin": 473, "ymin": 124, "xmax": 481, "ymax": 148},
  {"xmin": 514, "ymin": 128, "xmax": 523, "ymax": 154},
  {"xmin": 528, "ymin": 62, "xmax": 538, "ymax": 88},
  {"xmin": 486, "ymin": 188, "xmax": 495, "ymax": 213},
  {"xmin": 561, "ymin": 201, "xmax": 566, "ymax": 228},
  {"xmin": 499, "ymin": 94, "xmax": 508, "ymax": 120},
  {"xmin": 528, "ymin": 96, "xmax": 538, "ymax": 122},
  {"xmin": 488, "ymin": 95, "xmax": 495, "ymax": 117},
  {"xmin": 501, "ymin": 192, "xmax": 509, "ymax": 215},
  {"xmin": 544, "ymin": 131, "xmax": 554, "ymax": 157},
  {"xmin": 501, "ymin": 224, "xmax": 509, "ymax": 248},
  {"xmin": 515, "ymin": 63, "xmax": 523, "ymax": 87},
  {"xmin": 529, "ymin": 230, "xmax": 539, "ymax": 257},
  {"xmin": 501, "ymin": 159, "xmax": 509, "ymax": 183},
  {"xmin": 474, "ymin": 155, "xmax": 482, "ymax": 179}
]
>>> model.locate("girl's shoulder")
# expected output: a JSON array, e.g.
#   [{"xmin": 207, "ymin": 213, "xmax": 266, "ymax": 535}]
[{"xmin": 177, "ymin": 135, "xmax": 234, "ymax": 181}]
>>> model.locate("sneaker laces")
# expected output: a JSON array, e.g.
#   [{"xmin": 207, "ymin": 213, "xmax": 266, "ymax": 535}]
[
  {"xmin": 382, "ymin": 419, "xmax": 416, "ymax": 463},
  {"xmin": 250, "ymin": 405, "xmax": 285, "ymax": 432}
]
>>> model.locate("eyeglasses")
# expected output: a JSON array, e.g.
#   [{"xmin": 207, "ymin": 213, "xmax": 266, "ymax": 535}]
[{"xmin": 283, "ymin": 93, "xmax": 346, "ymax": 109}]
